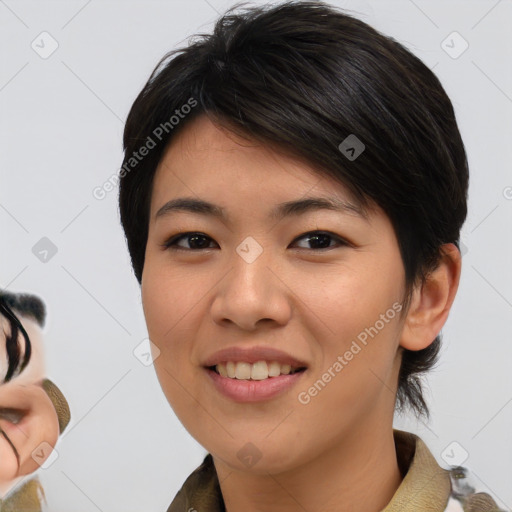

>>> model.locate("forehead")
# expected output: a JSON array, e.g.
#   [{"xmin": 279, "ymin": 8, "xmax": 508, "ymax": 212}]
[
  {"xmin": 157, "ymin": 115, "xmax": 321, "ymax": 183},
  {"xmin": 151, "ymin": 115, "xmax": 374, "ymax": 220}
]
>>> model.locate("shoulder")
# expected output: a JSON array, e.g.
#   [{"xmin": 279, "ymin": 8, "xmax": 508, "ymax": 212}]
[{"xmin": 166, "ymin": 454, "xmax": 224, "ymax": 512}]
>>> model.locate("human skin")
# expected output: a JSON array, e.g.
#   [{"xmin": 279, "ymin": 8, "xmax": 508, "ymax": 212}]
[
  {"xmin": 141, "ymin": 114, "xmax": 461, "ymax": 512},
  {"xmin": 0, "ymin": 315, "xmax": 59, "ymax": 497}
]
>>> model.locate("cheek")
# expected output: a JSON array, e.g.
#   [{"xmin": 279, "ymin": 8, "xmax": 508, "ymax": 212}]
[
  {"xmin": 141, "ymin": 260, "xmax": 207, "ymax": 377},
  {"xmin": 142, "ymin": 260, "xmax": 185, "ymax": 341},
  {"xmin": 294, "ymin": 264, "xmax": 403, "ymax": 411},
  {"xmin": 294, "ymin": 263, "xmax": 402, "ymax": 344},
  {"xmin": 0, "ymin": 438, "xmax": 18, "ymax": 484},
  {"xmin": 18, "ymin": 396, "xmax": 60, "ymax": 477}
]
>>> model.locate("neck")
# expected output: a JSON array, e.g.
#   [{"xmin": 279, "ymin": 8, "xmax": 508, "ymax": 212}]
[{"xmin": 213, "ymin": 422, "xmax": 403, "ymax": 512}]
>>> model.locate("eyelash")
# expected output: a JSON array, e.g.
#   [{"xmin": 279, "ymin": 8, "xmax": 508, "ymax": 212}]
[{"xmin": 161, "ymin": 231, "xmax": 350, "ymax": 252}]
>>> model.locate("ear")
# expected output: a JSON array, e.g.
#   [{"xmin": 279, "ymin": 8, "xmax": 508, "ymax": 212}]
[{"xmin": 400, "ymin": 243, "xmax": 462, "ymax": 351}]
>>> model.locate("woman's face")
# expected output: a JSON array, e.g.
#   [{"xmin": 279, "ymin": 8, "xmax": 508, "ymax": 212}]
[{"xmin": 142, "ymin": 115, "xmax": 409, "ymax": 473}]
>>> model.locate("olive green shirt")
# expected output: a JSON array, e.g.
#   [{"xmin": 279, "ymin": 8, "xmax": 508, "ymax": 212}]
[{"xmin": 166, "ymin": 429, "xmax": 503, "ymax": 512}]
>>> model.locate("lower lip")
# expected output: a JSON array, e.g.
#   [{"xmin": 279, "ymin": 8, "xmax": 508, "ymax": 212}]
[{"xmin": 205, "ymin": 367, "xmax": 306, "ymax": 402}]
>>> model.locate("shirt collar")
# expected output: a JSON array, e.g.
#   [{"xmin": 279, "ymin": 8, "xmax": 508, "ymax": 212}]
[
  {"xmin": 383, "ymin": 429, "xmax": 451, "ymax": 511},
  {"xmin": 167, "ymin": 428, "xmax": 452, "ymax": 512}
]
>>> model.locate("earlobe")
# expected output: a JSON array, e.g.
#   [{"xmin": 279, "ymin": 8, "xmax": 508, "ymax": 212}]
[{"xmin": 400, "ymin": 243, "xmax": 462, "ymax": 352}]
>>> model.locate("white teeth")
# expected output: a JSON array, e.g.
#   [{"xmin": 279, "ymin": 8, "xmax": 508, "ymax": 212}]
[
  {"xmin": 217, "ymin": 363, "xmax": 228, "ymax": 378},
  {"xmin": 251, "ymin": 361, "xmax": 268, "ymax": 380},
  {"xmin": 235, "ymin": 362, "xmax": 251, "ymax": 379},
  {"xmin": 214, "ymin": 360, "xmax": 302, "ymax": 380},
  {"xmin": 268, "ymin": 361, "xmax": 281, "ymax": 377},
  {"xmin": 226, "ymin": 361, "xmax": 236, "ymax": 378},
  {"xmin": 280, "ymin": 364, "xmax": 291, "ymax": 375}
]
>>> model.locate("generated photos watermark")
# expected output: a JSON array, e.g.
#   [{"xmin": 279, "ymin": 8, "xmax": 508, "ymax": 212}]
[
  {"xmin": 92, "ymin": 97, "xmax": 198, "ymax": 200},
  {"xmin": 297, "ymin": 301, "xmax": 403, "ymax": 405}
]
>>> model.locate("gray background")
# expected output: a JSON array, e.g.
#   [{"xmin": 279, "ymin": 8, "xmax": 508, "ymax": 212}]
[{"xmin": 1, "ymin": 0, "xmax": 511, "ymax": 510}]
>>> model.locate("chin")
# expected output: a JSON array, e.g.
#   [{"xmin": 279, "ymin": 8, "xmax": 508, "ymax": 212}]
[{"xmin": 209, "ymin": 437, "xmax": 303, "ymax": 476}]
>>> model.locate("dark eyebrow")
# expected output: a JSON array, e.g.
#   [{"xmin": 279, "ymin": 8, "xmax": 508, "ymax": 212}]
[{"xmin": 155, "ymin": 196, "xmax": 369, "ymax": 223}]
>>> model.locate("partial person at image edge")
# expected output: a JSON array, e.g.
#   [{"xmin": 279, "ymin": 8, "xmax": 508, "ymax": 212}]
[{"xmin": 0, "ymin": 291, "xmax": 71, "ymax": 512}]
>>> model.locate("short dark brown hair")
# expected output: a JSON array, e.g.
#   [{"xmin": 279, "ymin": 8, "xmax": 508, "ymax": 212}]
[
  {"xmin": 0, "ymin": 290, "xmax": 45, "ymax": 382},
  {"xmin": 118, "ymin": 0, "xmax": 469, "ymax": 420}
]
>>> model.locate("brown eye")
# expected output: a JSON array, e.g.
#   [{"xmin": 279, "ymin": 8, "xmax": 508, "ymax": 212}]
[
  {"xmin": 0, "ymin": 407, "xmax": 27, "ymax": 424},
  {"xmin": 162, "ymin": 232, "xmax": 217, "ymax": 251},
  {"xmin": 161, "ymin": 230, "xmax": 350, "ymax": 252},
  {"xmin": 291, "ymin": 231, "xmax": 349, "ymax": 250}
]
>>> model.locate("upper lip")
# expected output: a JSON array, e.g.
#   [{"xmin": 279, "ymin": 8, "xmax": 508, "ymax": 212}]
[{"xmin": 202, "ymin": 346, "xmax": 308, "ymax": 368}]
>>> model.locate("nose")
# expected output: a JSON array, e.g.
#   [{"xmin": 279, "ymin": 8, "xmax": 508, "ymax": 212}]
[{"xmin": 210, "ymin": 244, "xmax": 292, "ymax": 331}]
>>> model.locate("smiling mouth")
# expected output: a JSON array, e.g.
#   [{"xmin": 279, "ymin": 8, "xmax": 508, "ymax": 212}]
[{"xmin": 207, "ymin": 361, "xmax": 307, "ymax": 380}]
